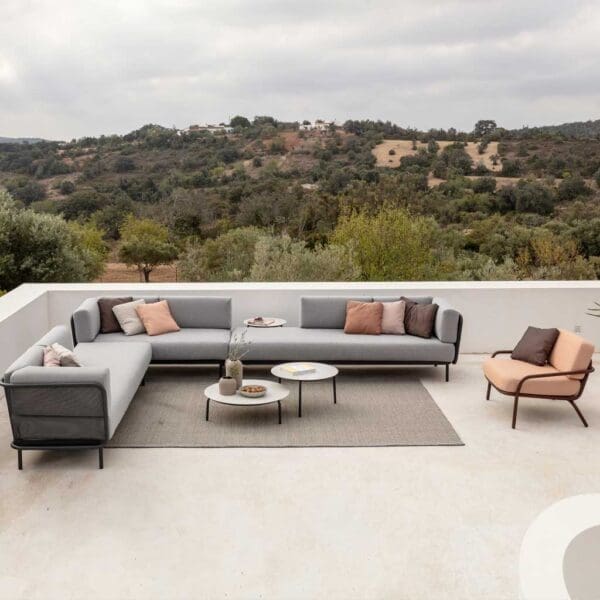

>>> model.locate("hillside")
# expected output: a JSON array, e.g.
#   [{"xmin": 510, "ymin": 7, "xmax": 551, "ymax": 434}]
[{"xmin": 1, "ymin": 118, "xmax": 599, "ymax": 286}]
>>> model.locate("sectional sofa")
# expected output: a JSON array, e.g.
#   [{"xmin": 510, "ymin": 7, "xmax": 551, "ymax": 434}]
[
  {"xmin": 237, "ymin": 296, "xmax": 462, "ymax": 382},
  {"xmin": 2, "ymin": 294, "xmax": 462, "ymax": 469}
]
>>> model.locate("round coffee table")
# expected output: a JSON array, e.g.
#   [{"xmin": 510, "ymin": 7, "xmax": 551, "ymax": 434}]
[
  {"xmin": 271, "ymin": 363, "xmax": 339, "ymax": 418},
  {"xmin": 244, "ymin": 317, "xmax": 287, "ymax": 328},
  {"xmin": 204, "ymin": 379, "xmax": 289, "ymax": 424}
]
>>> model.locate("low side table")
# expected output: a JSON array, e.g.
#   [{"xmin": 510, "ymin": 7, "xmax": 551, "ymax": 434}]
[
  {"xmin": 204, "ymin": 379, "xmax": 289, "ymax": 424},
  {"xmin": 271, "ymin": 363, "xmax": 339, "ymax": 418}
]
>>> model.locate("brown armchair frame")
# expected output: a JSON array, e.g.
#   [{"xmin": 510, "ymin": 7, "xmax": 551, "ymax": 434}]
[{"xmin": 485, "ymin": 350, "xmax": 595, "ymax": 429}]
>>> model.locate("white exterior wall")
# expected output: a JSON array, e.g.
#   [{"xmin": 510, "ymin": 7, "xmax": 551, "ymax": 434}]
[{"xmin": 1, "ymin": 281, "xmax": 599, "ymax": 371}]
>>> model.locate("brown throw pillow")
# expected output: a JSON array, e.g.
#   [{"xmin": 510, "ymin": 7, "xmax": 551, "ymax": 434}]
[
  {"xmin": 511, "ymin": 326, "xmax": 559, "ymax": 366},
  {"xmin": 98, "ymin": 297, "xmax": 133, "ymax": 333},
  {"xmin": 401, "ymin": 297, "xmax": 438, "ymax": 339},
  {"xmin": 135, "ymin": 300, "xmax": 180, "ymax": 336},
  {"xmin": 344, "ymin": 301, "xmax": 383, "ymax": 335}
]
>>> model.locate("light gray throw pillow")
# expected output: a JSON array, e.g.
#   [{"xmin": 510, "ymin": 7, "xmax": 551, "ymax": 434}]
[{"xmin": 112, "ymin": 299, "xmax": 146, "ymax": 336}]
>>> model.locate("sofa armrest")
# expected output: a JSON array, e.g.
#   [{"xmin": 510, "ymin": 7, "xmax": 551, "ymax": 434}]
[
  {"xmin": 3, "ymin": 367, "xmax": 110, "ymax": 442},
  {"xmin": 432, "ymin": 297, "xmax": 461, "ymax": 344},
  {"xmin": 72, "ymin": 298, "xmax": 100, "ymax": 343}
]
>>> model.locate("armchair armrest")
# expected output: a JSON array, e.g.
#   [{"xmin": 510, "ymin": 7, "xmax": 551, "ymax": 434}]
[
  {"xmin": 491, "ymin": 350, "xmax": 514, "ymax": 358},
  {"xmin": 515, "ymin": 364, "xmax": 595, "ymax": 395}
]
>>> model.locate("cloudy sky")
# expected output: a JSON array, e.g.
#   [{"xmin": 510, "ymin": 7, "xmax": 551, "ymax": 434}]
[{"xmin": 1, "ymin": 0, "xmax": 599, "ymax": 139}]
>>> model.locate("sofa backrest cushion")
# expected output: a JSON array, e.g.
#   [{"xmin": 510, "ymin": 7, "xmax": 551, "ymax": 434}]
[
  {"xmin": 3, "ymin": 346, "xmax": 44, "ymax": 383},
  {"xmin": 35, "ymin": 325, "xmax": 74, "ymax": 351},
  {"xmin": 301, "ymin": 296, "xmax": 372, "ymax": 329},
  {"xmin": 374, "ymin": 296, "xmax": 433, "ymax": 304},
  {"xmin": 550, "ymin": 329, "xmax": 595, "ymax": 380},
  {"xmin": 160, "ymin": 296, "xmax": 231, "ymax": 329}
]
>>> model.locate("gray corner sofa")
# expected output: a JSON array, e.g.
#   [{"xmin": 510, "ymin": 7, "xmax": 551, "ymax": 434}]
[
  {"xmin": 2, "ymin": 324, "xmax": 151, "ymax": 469},
  {"xmin": 235, "ymin": 296, "xmax": 463, "ymax": 381},
  {"xmin": 72, "ymin": 296, "xmax": 232, "ymax": 367}
]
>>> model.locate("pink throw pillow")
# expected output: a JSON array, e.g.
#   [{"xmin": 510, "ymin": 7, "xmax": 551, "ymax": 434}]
[
  {"xmin": 43, "ymin": 346, "xmax": 61, "ymax": 367},
  {"xmin": 135, "ymin": 300, "xmax": 180, "ymax": 336},
  {"xmin": 381, "ymin": 301, "xmax": 406, "ymax": 335}
]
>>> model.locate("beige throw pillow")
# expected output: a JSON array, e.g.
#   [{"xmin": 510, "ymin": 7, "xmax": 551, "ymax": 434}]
[
  {"xmin": 381, "ymin": 300, "xmax": 406, "ymax": 334},
  {"xmin": 112, "ymin": 299, "xmax": 146, "ymax": 336},
  {"xmin": 50, "ymin": 343, "xmax": 81, "ymax": 367},
  {"xmin": 135, "ymin": 300, "xmax": 180, "ymax": 336},
  {"xmin": 43, "ymin": 345, "xmax": 61, "ymax": 367}
]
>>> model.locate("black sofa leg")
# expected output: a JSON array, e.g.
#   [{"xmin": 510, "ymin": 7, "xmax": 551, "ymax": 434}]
[
  {"xmin": 98, "ymin": 447, "xmax": 104, "ymax": 469},
  {"xmin": 445, "ymin": 364, "xmax": 449, "ymax": 382},
  {"xmin": 17, "ymin": 449, "xmax": 22, "ymax": 470}
]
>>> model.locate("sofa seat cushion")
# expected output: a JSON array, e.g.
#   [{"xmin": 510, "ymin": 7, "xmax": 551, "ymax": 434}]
[
  {"xmin": 236, "ymin": 327, "xmax": 455, "ymax": 363},
  {"xmin": 75, "ymin": 342, "xmax": 151, "ymax": 437},
  {"xmin": 483, "ymin": 357, "xmax": 580, "ymax": 397},
  {"xmin": 93, "ymin": 329, "xmax": 231, "ymax": 361}
]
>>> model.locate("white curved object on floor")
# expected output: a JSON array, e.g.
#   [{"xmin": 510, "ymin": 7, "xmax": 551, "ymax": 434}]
[{"xmin": 520, "ymin": 494, "xmax": 600, "ymax": 599}]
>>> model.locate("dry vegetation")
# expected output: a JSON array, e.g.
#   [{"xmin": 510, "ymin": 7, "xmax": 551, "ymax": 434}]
[{"xmin": 373, "ymin": 139, "xmax": 500, "ymax": 171}]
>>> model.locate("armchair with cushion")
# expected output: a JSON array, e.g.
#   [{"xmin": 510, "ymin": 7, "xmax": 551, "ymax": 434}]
[{"xmin": 483, "ymin": 329, "xmax": 595, "ymax": 429}]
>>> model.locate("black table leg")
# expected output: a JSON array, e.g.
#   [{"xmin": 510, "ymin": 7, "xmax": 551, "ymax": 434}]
[
  {"xmin": 205, "ymin": 398, "xmax": 210, "ymax": 421},
  {"xmin": 278, "ymin": 400, "xmax": 282, "ymax": 424},
  {"xmin": 333, "ymin": 376, "xmax": 337, "ymax": 404},
  {"xmin": 298, "ymin": 381, "xmax": 302, "ymax": 417}
]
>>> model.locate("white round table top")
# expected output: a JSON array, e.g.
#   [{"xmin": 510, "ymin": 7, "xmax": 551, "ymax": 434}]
[
  {"xmin": 244, "ymin": 317, "xmax": 287, "ymax": 328},
  {"xmin": 204, "ymin": 379, "xmax": 289, "ymax": 406},
  {"xmin": 271, "ymin": 362, "xmax": 339, "ymax": 382}
]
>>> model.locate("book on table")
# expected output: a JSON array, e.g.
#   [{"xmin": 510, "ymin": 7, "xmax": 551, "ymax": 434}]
[{"xmin": 281, "ymin": 363, "xmax": 316, "ymax": 376}]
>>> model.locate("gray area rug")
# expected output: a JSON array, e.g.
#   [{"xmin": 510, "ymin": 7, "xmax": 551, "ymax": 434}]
[{"xmin": 107, "ymin": 368, "xmax": 463, "ymax": 448}]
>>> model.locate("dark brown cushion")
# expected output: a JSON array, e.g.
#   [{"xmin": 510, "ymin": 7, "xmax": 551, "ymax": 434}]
[
  {"xmin": 401, "ymin": 297, "xmax": 438, "ymax": 339},
  {"xmin": 344, "ymin": 301, "xmax": 383, "ymax": 335},
  {"xmin": 511, "ymin": 326, "xmax": 560, "ymax": 366},
  {"xmin": 98, "ymin": 297, "xmax": 133, "ymax": 333}
]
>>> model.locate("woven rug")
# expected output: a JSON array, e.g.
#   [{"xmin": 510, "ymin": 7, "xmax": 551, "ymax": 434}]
[{"xmin": 107, "ymin": 367, "xmax": 463, "ymax": 448}]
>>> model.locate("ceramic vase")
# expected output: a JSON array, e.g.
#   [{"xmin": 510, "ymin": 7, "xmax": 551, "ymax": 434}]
[
  {"xmin": 218, "ymin": 376, "xmax": 237, "ymax": 396},
  {"xmin": 225, "ymin": 359, "xmax": 243, "ymax": 389}
]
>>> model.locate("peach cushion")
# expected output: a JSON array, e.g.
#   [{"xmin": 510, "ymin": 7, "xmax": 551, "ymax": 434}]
[
  {"xmin": 135, "ymin": 300, "xmax": 180, "ymax": 336},
  {"xmin": 483, "ymin": 357, "xmax": 580, "ymax": 397},
  {"xmin": 549, "ymin": 329, "xmax": 594, "ymax": 380},
  {"xmin": 381, "ymin": 301, "xmax": 406, "ymax": 335},
  {"xmin": 344, "ymin": 301, "xmax": 383, "ymax": 335}
]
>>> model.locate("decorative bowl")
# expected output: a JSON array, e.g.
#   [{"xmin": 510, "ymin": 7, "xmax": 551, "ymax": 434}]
[{"xmin": 239, "ymin": 384, "xmax": 267, "ymax": 398}]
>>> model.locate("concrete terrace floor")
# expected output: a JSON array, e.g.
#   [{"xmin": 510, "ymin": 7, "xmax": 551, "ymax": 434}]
[{"xmin": 1, "ymin": 355, "xmax": 599, "ymax": 600}]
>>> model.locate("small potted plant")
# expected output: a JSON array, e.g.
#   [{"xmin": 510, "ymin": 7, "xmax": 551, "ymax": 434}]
[{"xmin": 226, "ymin": 329, "xmax": 251, "ymax": 389}]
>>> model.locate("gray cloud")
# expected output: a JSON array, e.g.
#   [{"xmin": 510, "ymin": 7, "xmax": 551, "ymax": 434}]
[{"xmin": 0, "ymin": 0, "xmax": 599, "ymax": 139}]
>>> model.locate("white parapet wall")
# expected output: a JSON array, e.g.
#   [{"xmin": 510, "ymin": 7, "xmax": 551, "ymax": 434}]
[{"xmin": 0, "ymin": 281, "xmax": 599, "ymax": 372}]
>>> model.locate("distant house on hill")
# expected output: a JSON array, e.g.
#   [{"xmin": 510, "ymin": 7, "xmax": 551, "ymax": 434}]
[
  {"xmin": 180, "ymin": 124, "xmax": 233, "ymax": 135},
  {"xmin": 299, "ymin": 120, "xmax": 336, "ymax": 132}
]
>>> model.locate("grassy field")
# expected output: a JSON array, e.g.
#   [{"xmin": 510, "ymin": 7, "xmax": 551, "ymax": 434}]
[
  {"xmin": 96, "ymin": 262, "xmax": 179, "ymax": 283},
  {"xmin": 372, "ymin": 139, "xmax": 500, "ymax": 171}
]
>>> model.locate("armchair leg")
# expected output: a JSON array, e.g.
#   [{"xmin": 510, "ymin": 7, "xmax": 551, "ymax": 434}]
[
  {"xmin": 512, "ymin": 395, "xmax": 519, "ymax": 429},
  {"xmin": 486, "ymin": 382, "xmax": 491, "ymax": 400},
  {"xmin": 570, "ymin": 401, "xmax": 589, "ymax": 427}
]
